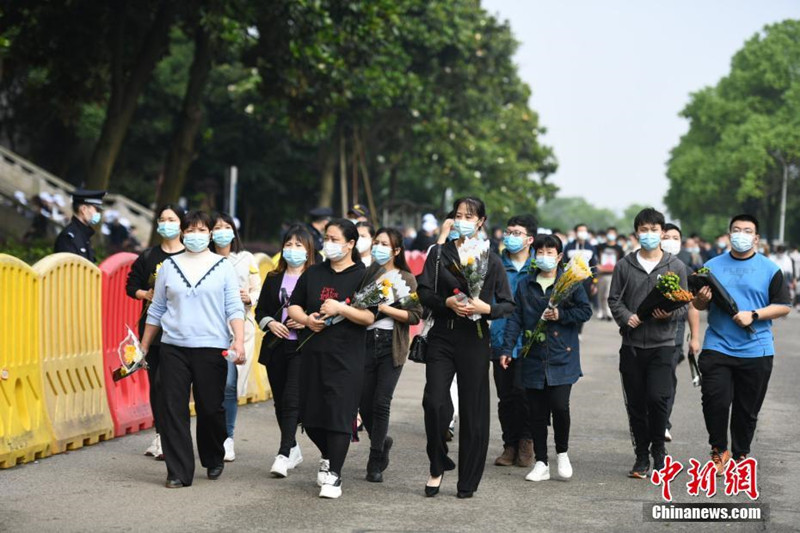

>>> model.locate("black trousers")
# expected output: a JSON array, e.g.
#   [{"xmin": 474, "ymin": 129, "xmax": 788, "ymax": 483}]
[
  {"xmin": 423, "ymin": 320, "xmax": 490, "ymax": 493},
  {"xmin": 146, "ymin": 344, "xmax": 162, "ymax": 433},
  {"xmin": 360, "ymin": 329, "xmax": 403, "ymax": 453},
  {"xmin": 492, "ymin": 359, "xmax": 530, "ymax": 447},
  {"xmin": 699, "ymin": 351, "xmax": 773, "ymax": 457},
  {"xmin": 264, "ymin": 340, "xmax": 301, "ymax": 457},
  {"xmin": 158, "ymin": 344, "xmax": 228, "ymax": 485},
  {"xmin": 666, "ymin": 320, "xmax": 687, "ymax": 430},
  {"xmin": 527, "ymin": 384, "xmax": 572, "ymax": 464},
  {"xmin": 305, "ymin": 427, "xmax": 351, "ymax": 477},
  {"xmin": 619, "ymin": 345, "xmax": 673, "ymax": 457}
]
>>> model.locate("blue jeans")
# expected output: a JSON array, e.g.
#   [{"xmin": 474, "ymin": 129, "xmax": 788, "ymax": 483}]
[{"xmin": 224, "ymin": 361, "xmax": 238, "ymax": 438}]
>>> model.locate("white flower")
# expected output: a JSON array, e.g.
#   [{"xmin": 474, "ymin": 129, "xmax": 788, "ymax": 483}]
[
  {"xmin": 474, "ymin": 171, "xmax": 482, "ymax": 179},
  {"xmin": 411, "ymin": 109, "xmax": 420, "ymax": 118},
  {"xmin": 244, "ymin": 104, "xmax": 255, "ymax": 114}
]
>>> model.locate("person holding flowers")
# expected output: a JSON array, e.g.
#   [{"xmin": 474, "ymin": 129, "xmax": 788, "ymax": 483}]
[
  {"xmin": 417, "ymin": 196, "xmax": 514, "ymax": 499},
  {"xmin": 359, "ymin": 227, "xmax": 423, "ymax": 483},
  {"xmin": 287, "ymin": 219, "xmax": 374, "ymax": 499},
  {"xmin": 256, "ymin": 225, "xmax": 316, "ymax": 478},
  {"xmin": 608, "ymin": 207, "xmax": 689, "ymax": 479},
  {"xmin": 500, "ymin": 234, "xmax": 592, "ymax": 482}
]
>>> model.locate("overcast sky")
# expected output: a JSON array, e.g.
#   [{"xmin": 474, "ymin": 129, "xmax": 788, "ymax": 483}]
[{"xmin": 481, "ymin": 0, "xmax": 799, "ymax": 214}]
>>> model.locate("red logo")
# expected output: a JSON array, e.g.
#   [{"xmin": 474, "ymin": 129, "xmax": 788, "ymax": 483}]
[
  {"xmin": 319, "ymin": 286, "xmax": 339, "ymax": 302},
  {"xmin": 723, "ymin": 458, "xmax": 759, "ymax": 500},
  {"xmin": 686, "ymin": 458, "xmax": 717, "ymax": 498},
  {"xmin": 651, "ymin": 455, "xmax": 683, "ymax": 502}
]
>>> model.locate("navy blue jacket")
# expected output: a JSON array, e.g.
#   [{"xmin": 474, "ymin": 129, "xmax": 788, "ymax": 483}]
[
  {"xmin": 501, "ymin": 268, "xmax": 592, "ymax": 389},
  {"xmin": 490, "ymin": 251, "xmax": 533, "ymax": 359}
]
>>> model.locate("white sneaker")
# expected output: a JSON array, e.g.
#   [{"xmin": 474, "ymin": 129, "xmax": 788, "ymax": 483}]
[
  {"xmin": 224, "ymin": 437, "xmax": 235, "ymax": 462},
  {"xmin": 318, "ymin": 472, "xmax": 342, "ymax": 499},
  {"xmin": 271, "ymin": 455, "xmax": 291, "ymax": 478},
  {"xmin": 664, "ymin": 428, "xmax": 673, "ymax": 442},
  {"xmin": 556, "ymin": 452, "xmax": 573, "ymax": 480},
  {"xmin": 288, "ymin": 444, "xmax": 303, "ymax": 469},
  {"xmin": 316, "ymin": 458, "xmax": 330, "ymax": 487},
  {"xmin": 525, "ymin": 461, "xmax": 550, "ymax": 482},
  {"xmin": 145, "ymin": 434, "xmax": 160, "ymax": 457}
]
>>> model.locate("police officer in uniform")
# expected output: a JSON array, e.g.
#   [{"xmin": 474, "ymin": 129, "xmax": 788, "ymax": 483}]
[
  {"xmin": 306, "ymin": 207, "xmax": 332, "ymax": 253},
  {"xmin": 54, "ymin": 189, "xmax": 106, "ymax": 263}
]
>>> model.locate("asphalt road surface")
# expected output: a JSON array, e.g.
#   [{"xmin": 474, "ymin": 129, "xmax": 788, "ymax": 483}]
[{"xmin": 3, "ymin": 315, "xmax": 799, "ymax": 532}]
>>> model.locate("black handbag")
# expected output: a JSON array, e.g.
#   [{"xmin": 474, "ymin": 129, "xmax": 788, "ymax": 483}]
[{"xmin": 408, "ymin": 245, "xmax": 440, "ymax": 364}]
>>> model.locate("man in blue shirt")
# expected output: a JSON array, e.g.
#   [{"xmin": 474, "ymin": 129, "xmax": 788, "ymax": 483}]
[
  {"xmin": 692, "ymin": 214, "xmax": 791, "ymax": 475},
  {"xmin": 490, "ymin": 214, "xmax": 537, "ymax": 468}
]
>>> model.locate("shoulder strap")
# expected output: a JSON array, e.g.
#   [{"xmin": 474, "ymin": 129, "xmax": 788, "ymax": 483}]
[{"xmin": 434, "ymin": 244, "xmax": 442, "ymax": 294}]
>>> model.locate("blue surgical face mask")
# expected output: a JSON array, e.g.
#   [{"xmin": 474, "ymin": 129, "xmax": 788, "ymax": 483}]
[
  {"xmin": 212, "ymin": 228, "xmax": 235, "ymax": 247},
  {"xmin": 157, "ymin": 221, "xmax": 181, "ymax": 239},
  {"xmin": 283, "ymin": 247, "xmax": 307, "ymax": 267},
  {"xmin": 535, "ymin": 255, "xmax": 558, "ymax": 272},
  {"xmin": 453, "ymin": 220, "xmax": 476, "ymax": 238},
  {"xmin": 448, "ymin": 230, "xmax": 460, "ymax": 241},
  {"xmin": 183, "ymin": 233, "xmax": 210, "ymax": 253},
  {"xmin": 638, "ymin": 232, "xmax": 661, "ymax": 251},
  {"xmin": 371, "ymin": 244, "xmax": 393, "ymax": 265},
  {"xmin": 90, "ymin": 212, "xmax": 102, "ymax": 225},
  {"xmin": 503, "ymin": 235, "xmax": 526, "ymax": 254},
  {"xmin": 730, "ymin": 233, "xmax": 754, "ymax": 253}
]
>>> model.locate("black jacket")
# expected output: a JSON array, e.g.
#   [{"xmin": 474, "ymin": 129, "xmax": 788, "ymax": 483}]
[
  {"xmin": 54, "ymin": 216, "xmax": 96, "ymax": 262},
  {"xmin": 417, "ymin": 241, "xmax": 515, "ymax": 324},
  {"xmin": 125, "ymin": 245, "xmax": 185, "ymax": 341}
]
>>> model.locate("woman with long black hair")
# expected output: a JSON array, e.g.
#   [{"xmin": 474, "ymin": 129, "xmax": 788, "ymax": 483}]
[
  {"xmin": 255, "ymin": 224, "xmax": 316, "ymax": 478},
  {"xmin": 126, "ymin": 204, "xmax": 186, "ymax": 460},
  {"xmin": 288, "ymin": 219, "xmax": 374, "ymax": 499},
  {"xmin": 418, "ymin": 196, "xmax": 515, "ymax": 499},
  {"xmin": 359, "ymin": 227, "xmax": 423, "ymax": 483}
]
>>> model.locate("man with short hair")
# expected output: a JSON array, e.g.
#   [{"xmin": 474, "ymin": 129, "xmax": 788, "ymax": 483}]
[
  {"xmin": 306, "ymin": 207, "xmax": 332, "ymax": 252},
  {"xmin": 608, "ymin": 208, "xmax": 688, "ymax": 479},
  {"xmin": 564, "ymin": 223, "xmax": 598, "ymax": 319},
  {"xmin": 596, "ymin": 227, "xmax": 624, "ymax": 321},
  {"xmin": 692, "ymin": 214, "xmax": 790, "ymax": 474},
  {"xmin": 54, "ymin": 188, "xmax": 106, "ymax": 263},
  {"xmin": 490, "ymin": 214, "xmax": 537, "ymax": 468}
]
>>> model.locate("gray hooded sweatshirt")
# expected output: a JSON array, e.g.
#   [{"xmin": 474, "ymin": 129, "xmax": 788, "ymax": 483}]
[{"xmin": 608, "ymin": 251, "xmax": 689, "ymax": 349}]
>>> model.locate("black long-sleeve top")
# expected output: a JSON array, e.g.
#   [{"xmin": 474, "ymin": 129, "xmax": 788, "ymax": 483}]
[
  {"xmin": 125, "ymin": 245, "xmax": 184, "ymax": 342},
  {"xmin": 416, "ymin": 241, "xmax": 514, "ymax": 323}
]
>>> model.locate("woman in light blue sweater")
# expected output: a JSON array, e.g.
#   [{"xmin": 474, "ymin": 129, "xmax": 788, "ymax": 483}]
[{"xmin": 141, "ymin": 210, "xmax": 245, "ymax": 489}]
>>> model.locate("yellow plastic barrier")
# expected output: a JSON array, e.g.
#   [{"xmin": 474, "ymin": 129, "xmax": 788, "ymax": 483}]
[
  {"xmin": 0, "ymin": 255, "xmax": 53, "ymax": 468},
  {"xmin": 33, "ymin": 254, "xmax": 114, "ymax": 453},
  {"xmin": 240, "ymin": 253, "xmax": 276, "ymax": 404}
]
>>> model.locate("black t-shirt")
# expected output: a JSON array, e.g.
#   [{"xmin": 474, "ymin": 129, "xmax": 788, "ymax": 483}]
[{"xmin": 126, "ymin": 245, "xmax": 185, "ymax": 341}]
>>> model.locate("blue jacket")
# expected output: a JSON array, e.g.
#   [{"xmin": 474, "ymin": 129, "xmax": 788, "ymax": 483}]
[
  {"xmin": 501, "ymin": 268, "xmax": 592, "ymax": 389},
  {"xmin": 490, "ymin": 251, "xmax": 533, "ymax": 359}
]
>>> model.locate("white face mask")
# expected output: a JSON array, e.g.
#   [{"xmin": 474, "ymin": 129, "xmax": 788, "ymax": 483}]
[
  {"xmin": 323, "ymin": 241, "xmax": 347, "ymax": 261},
  {"xmin": 356, "ymin": 236, "xmax": 372, "ymax": 254},
  {"xmin": 576, "ymin": 230, "xmax": 589, "ymax": 241},
  {"xmin": 661, "ymin": 239, "xmax": 681, "ymax": 255}
]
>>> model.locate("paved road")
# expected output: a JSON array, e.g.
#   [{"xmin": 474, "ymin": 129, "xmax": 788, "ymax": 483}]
[{"xmin": 3, "ymin": 315, "xmax": 799, "ymax": 532}]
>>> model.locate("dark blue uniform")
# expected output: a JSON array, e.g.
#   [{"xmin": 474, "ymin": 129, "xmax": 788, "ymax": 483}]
[{"xmin": 54, "ymin": 216, "xmax": 96, "ymax": 262}]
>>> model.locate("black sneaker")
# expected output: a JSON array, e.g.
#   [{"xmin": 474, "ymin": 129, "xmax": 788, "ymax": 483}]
[
  {"xmin": 652, "ymin": 448, "xmax": 666, "ymax": 471},
  {"xmin": 628, "ymin": 454, "xmax": 650, "ymax": 479}
]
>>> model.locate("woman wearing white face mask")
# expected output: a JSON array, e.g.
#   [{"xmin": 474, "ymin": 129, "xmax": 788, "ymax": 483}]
[
  {"xmin": 417, "ymin": 196, "xmax": 515, "ymax": 499},
  {"xmin": 359, "ymin": 228, "xmax": 423, "ymax": 483},
  {"xmin": 141, "ymin": 210, "xmax": 245, "ymax": 488},
  {"xmin": 287, "ymin": 219, "xmax": 375, "ymax": 499},
  {"xmin": 255, "ymin": 225, "xmax": 316, "ymax": 478},
  {"xmin": 126, "ymin": 204, "xmax": 186, "ymax": 460},
  {"xmin": 356, "ymin": 222, "xmax": 375, "ymax": 266},
  {"xmin": 210, "ymin": 212, "xmax": 261, "ymax": 462}
]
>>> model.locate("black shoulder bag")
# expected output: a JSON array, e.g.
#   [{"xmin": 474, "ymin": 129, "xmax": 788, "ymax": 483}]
[{"xmin": 408, "ymin": 245, "xmax": 441, "ymax": 364}]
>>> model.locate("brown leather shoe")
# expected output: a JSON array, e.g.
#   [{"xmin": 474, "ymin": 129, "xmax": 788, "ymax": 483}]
[
  {"xmin": 516, "ymin": 439, "xmax": 534, "ymax": 467},
  {"xmin": 494, "ymin": 444, "xmax": 517, "ymax": 466}
]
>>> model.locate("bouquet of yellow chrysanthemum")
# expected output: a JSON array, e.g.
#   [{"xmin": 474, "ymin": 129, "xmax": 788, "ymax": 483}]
[
  {"xmin": 112, "ymin": 326, "xmax": 148, "ymax": 381},
  {"xmin": 522, "ymin": 254, "xmax": 594, "ymax": 354}
]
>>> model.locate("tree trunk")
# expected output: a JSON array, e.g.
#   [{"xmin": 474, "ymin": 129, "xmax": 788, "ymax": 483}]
[
  {"xmin": 85, "ymin": 0, "xmax": 175, "ymax": 190},
  {"xmin": 149, "ymin": 22, "xmax": 214, "ymax": 244},
  {"xmin": 317, "ymin": 140, "xmax": 336, "ymax": 208}
]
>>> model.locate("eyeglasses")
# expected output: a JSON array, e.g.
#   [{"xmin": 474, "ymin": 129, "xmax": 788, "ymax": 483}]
[{"xmin": 503, "ymin": 230, "xmax": 529, "ymax": 238}]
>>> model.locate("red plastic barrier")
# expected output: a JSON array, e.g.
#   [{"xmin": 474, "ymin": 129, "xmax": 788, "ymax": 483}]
[
  {"xmin": 100, "ymin": 253, "xmax": 153, "ymax": 437},
  {"xmin": 405, "ymin": 251, "xmax": 427, "ymax": 276}
]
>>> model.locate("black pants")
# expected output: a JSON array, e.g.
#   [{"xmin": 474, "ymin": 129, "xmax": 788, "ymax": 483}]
[
  {"xmin": 492, "ymin": 359, "xmax": 530, "ymax": 447},
  {"xmin": 527, "ymin": 384, "xmax": 571, "ymax": 464},
  {"xmin": 665, "ymin": 343, "xmax": 683, "ymax": 430},
  {"xmin": 423, "ymin": 320, "xmax": 490, "ymax": 493},
  {"xmin": 360, "ymin": 329, "xmax": 403, "ymax": 453},
  {"xmin": 699, "ymin": 351, "xmax": 773, "ymax": 457},
  {"xmin": 264, "ymin": 340, "xmax": 301, "ymax": 457},
  {"xmin": 619, "ymin": 345, "xmax": 673, "ymax": 457},
  {"xmin": 158, "ymin": 344, "xmax": 227, "ymax": 485},
  {"xmin": 305, "ymin": 427, "xmax": 351, "ymax": 477},
  {"xmin": 146, "ymin": 344, "xmax": 163, "ymax": 433}
]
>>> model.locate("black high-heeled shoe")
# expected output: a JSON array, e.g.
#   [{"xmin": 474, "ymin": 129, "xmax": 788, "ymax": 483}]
[{"xmin": 425, "ymin": 474, "xmax": 444, "ymax": 497}]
